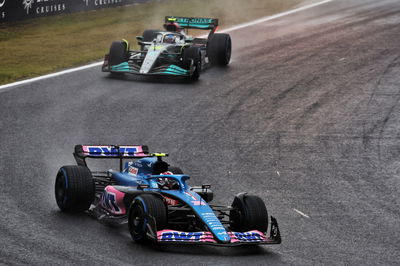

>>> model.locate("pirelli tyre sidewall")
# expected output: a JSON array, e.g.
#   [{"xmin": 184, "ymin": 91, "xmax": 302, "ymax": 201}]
[
  {"xmin": 55, "ymin": 165, "xmax": 95, "ymax": 213},
  {"xmin": 109, "ymin": 40, "xmax": 129, "ymax": 67},
  {"xmin": 128, "ymin": 194, "xmax": 167, "ymax": 243},
  {"xmin": 207, "ymin": 33, "xmax": 232, "ymax": 66},
  {"xmin": 229, "ymin": 194, "xmax": 269, "ymax": 232}
]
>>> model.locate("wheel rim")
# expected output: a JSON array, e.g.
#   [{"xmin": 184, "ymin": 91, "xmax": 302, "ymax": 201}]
[{"xmin": 130, "ymin": 204, "xmax": 146, "ymax": 239}]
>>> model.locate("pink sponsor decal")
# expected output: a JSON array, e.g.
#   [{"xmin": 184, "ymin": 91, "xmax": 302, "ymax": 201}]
[
  {"xmin": 100, "ymin": 186, "xmax": 126, "ymax": 215},
  {"xmin": 228, "ymin": 230, "xmax": 267, "ymax": 242},
  {"xmin": 156, "ymin": 230, "xmax": 269, "ymax": 244},
  {"xmin": 82, "ymin": 145, "xmax": 146, "ymax": 157},
  {"xmin": 191, "ymin": 200, "xmax": 206, "ymax": 206},
  {"xmin": 157, "ymin": 230, "xmax": 216, "ymax": 243}
]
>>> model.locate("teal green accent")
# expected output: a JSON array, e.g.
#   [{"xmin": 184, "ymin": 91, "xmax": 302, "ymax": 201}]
[
  {"xmin": 153, "ymin": 65, "xmax": 189, "ymax": 76},
  {"xmin": 111, "ymin": 62, "xmax": 129, "ymax": 70},
  {"xmin": 178, "ymin": 23, "xmax": 210, "ymax": 28},
  {"xmin": 175, "ymin": 18, "xmax": 213, "ymax": 24},
  {"xmin": 160, "ymin": 71, "xmax": 185, "ymax": 75},
  {"xmin": 152, "ymin": 69, "xmax": 188, "ymax": 76},
  {"xmin": 110, "ymin": 62, "xmax": 188, "ymax": 75},
  {"xmin": 111, "ymin": 62, "xmax": 134, "ymax": 72},
  {"xmin": 111, "ymin": 62, "xmax": 128, "ymax": 68},
  {"xmin": 165, "ymin": 65, "xmax": 188, "ymax": 74}
]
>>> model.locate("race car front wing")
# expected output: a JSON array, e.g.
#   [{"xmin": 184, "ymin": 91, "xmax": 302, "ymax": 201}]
[{"xmin": 147, "ymin": 216, "xmax": 281, "ymax": 246}]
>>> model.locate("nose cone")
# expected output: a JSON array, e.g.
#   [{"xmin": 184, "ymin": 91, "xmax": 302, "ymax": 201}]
[{"xmin": 140, "ymin": 47, "xmax": 163, "ymax": 74}]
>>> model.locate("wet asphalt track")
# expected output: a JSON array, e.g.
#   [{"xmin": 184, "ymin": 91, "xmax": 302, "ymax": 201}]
[{"xmin": 1, "ymin": 0, "xmax": 400, "ymax": 264}]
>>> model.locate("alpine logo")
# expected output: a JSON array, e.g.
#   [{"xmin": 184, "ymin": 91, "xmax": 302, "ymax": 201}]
[{"xmin": 0, "ymin": 0, "xmax": 5, "ymax": 8}]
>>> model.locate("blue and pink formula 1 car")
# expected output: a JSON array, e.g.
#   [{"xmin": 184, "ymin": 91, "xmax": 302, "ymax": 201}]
[{"xmin": 54, "ymin": 145, "xmax": 281, "ymax": 246}]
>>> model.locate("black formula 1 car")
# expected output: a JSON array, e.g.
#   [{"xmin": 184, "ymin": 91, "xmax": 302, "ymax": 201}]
[
  {"xmin": 54, "ymin": 145, "xmax": 281, "ymax": 246},
  {"xmin": 102, "ymin": 16, "xmax": 232, "ymax": 80}
]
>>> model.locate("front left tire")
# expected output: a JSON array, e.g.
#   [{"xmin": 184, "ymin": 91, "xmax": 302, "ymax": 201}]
[
  {"xmin": 109, "ymin": 40, "xmax": 129, "ymax": 66},
  {"xmin": 229, "ymin": 194, "xmax": 269, "ymax": 232},
  {"xmin": 128, "ymin": 194, "xmax": 167, "ymax": 243},
  {"xmin": 183, "ymin": 46, "xmax": 201, "ymax": 81}
]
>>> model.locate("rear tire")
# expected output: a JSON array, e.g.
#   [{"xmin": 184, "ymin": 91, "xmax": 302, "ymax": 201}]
[
  {"xmin": 183, "ymin": 47, "xmax": 201, "ymax": 81},
  {"xmin": 207, "ymin": 33, "xmax": 231, "ymax": 66},
  {"xmin": 109, "ymin": 40, "xmax": 129, "ymax": 66},
  {"xmin": 229, "ymin": 194, "xmax": 268, "ymax": 232},
  {"xmin": 55, "ymin": 165, "xmax": 95, "ymax": 213},
  {"xmin": 128, "ymin": 194, "xmax": 167, "ymax": 243}
]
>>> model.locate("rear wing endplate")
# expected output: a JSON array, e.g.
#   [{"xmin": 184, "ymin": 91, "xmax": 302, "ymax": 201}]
[{"xmin": 165, "ymin": 16, "xmax": 218, "ymax": 31}]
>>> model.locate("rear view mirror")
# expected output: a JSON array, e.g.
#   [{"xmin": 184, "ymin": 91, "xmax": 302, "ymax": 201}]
[{"xmin": 136, "ymin": 36, "xmax": 143, "ymax": 41}]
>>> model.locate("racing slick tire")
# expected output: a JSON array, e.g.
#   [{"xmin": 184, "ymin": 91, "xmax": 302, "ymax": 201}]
[
  {"xmin": 109, "ymin": 40, "xmax": 129, "ymax": 67},
  {"xmin": 55, "ymin": 165, "xmax": 95, "ymax": 213},
  {"xmin": 128, "ymin": 194, "xmax": 167, "ymax": 243},
  {"xmin": 183, "ymin": 47, "xmax": 201, "ymax": 81},
  {"xmin": 229, "ymin": 194, "xmax": 269, "ymax": 232},
  {"xmin": 207, "ymin": 33, "xmax": 231, "ymax": 66}
]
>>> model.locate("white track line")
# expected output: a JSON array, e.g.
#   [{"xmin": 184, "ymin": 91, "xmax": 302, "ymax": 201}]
[
  {"xmin": 0, "ymin": 0, "xmax": 333, "ymax": 91},
  {"xmin": 218, "ymin": 0, "xmax": 333, "ymax": 33},
  {"xmin": 294, "ymin": 208, "xmax": 310, "ymax": 218},
  {"xmin": 0, "ymin": 62, "xmax": 103, "ymax": 91}
]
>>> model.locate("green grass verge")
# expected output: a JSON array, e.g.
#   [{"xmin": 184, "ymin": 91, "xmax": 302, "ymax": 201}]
[{"xmin": 0, "ymin": 0, "xmax": 303, "ymax": 85}]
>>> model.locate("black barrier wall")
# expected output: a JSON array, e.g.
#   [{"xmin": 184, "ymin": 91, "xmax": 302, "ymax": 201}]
[{"xmin": 0, "ymin": 0, "xmax": 152, "ymax": 22}]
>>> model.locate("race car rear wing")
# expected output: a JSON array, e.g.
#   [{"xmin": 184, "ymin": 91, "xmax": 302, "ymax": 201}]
[
  {"xmin": 165, "ymin": 16, "xmax": 218, "ymax": 32},
  {"xmin": 73, "ymin": 145, "xmax": 167, "ymax": 171}
]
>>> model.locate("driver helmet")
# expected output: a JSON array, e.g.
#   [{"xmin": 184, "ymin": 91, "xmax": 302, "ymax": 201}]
[
  {"xmin": 157, "ymin": 176, "xmax": 179, "ymax": 190},
  {"xmin": 164, "ymin": 34, "xmax": 176, "ymax": 44}
]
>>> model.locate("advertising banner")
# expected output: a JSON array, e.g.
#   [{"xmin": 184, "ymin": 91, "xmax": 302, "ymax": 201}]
[{"xmin": 0, "ymin": 0, "xmax": 151, "ymax": 23}]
